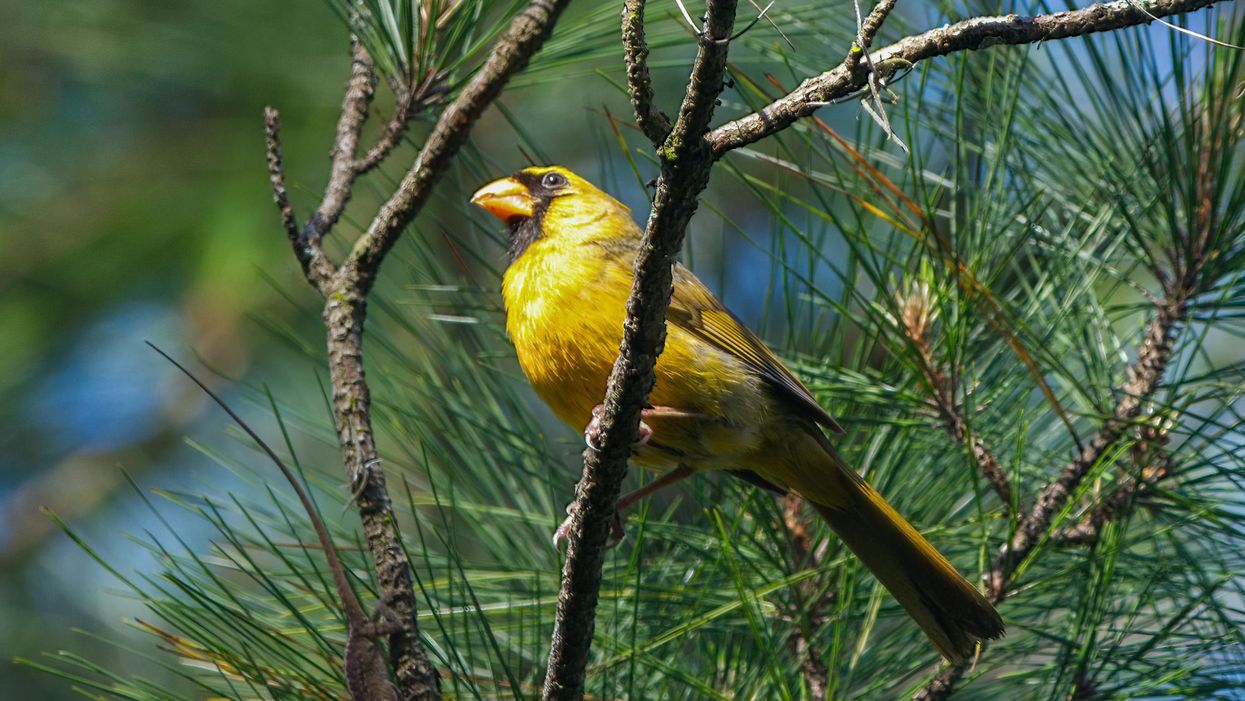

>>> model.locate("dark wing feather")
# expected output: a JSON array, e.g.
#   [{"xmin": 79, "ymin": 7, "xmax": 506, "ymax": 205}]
[
  {"xmin": 727, "ymin": 469, "xmax": 787, "ymax": 494},
  {"xmin": 668, "ymin": 264, "xmax": 845, "ymax": 434}
]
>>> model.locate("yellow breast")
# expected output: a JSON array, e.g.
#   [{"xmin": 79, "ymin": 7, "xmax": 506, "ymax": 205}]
[
  {"xmin": 502, "ymin": 237, "xmax": 622, "ymax": 427},
  {"xmin": 502, "ymin": 236, "xmax": 768, "ymax": 466}
]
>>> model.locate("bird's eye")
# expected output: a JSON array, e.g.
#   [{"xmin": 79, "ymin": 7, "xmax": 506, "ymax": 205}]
[{"xmin": 541, "ymin": 172, "xmax": 568, "ymax": 189}]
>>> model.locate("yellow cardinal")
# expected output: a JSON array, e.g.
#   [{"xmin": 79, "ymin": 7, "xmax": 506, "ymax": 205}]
[{"xmin": 471, "ymin": 165, "xmax": 1004, "ymax": 662}]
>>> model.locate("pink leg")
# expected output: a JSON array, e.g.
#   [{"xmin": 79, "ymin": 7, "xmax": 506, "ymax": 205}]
[
  {"xmin": 583, "ymin": 405, "xmax": 708, "ymax": 452},
  {"xmin": 616, "ymin": 464, "xmax": 694, "ymax": 511},
  {"xmin": 584, "ymin": 404, "xmax": 652, "ymax": 451},
  {"xmin": 552, "ymin": 465, "xmax": 695, "ymax": 550}
]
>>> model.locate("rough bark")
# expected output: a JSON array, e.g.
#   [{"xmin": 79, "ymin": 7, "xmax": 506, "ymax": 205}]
[
  {"xmin": 622, "ymin": 0, "xmax": 671, "ymax": 146},
  {"xmin": 540, "ymin": 2, "xmax": 738, "ymax": 699}
]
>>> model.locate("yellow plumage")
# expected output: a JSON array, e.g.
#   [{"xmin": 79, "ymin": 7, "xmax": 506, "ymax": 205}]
[{"xmin": 472, "ymin": 165, "xmax": 1004, "ymax": 662}]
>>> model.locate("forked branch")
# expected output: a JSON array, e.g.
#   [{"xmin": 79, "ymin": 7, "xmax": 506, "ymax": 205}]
[{"xmin": 261, "ymin": 2, "xmax": 573, "ymax": 699}]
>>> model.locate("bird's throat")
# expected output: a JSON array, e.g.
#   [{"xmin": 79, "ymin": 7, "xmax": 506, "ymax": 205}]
[{"xmin": 508, "ymin": 215, "xmax": 543, "ymax": 262}]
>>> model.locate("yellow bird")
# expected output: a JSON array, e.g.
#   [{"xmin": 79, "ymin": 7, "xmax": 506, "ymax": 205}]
[{"xmin": 471, "ymin": 165, "xmax": 1004, "ymax": 662}]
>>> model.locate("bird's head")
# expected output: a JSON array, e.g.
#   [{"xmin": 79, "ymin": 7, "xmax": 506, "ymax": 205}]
[{"xmin": 471, "ymin": 165, "xmax": 636, "ymax": 262}]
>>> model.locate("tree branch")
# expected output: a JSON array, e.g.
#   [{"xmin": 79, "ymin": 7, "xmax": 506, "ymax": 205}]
[
  {"xmin": 916, "ymin": 296, "xmax": 1188, "ymax": 701},
  {"xmin": 926, "ymin": 344, "xmax": 1013, "ymax": 509},
  {"xmin": 709, "ymin": 0, "xmax": 1227, "ymax": 157},
  {"xmin": 353, "ymin": 70, "xmax": 449, "ymax": 175},
  {"xmin": 305, "ymin": 41, "xmax": 377, "ymax": 248},
  {"xmin": 622, "ymin": 0, "xmax": 671, "ymax": 146},
  {"xmin": 784, "ymin": 494, "xmax": 831, "ymax": 701},
  {"xmin": 261, "ymin": 2, "xmax": 573, "ymax": 699},
  {"xmin": 915, "ymin": 65, "xmax": 1231, "ymax": 691},
  {"xmin": 345, "ymin": 0, "xmax": 573, "ymax": 295},
  {"xmin": 1053, "ymin": 430, "xmax": 1171, "ymax": 546},
  {"xmin": 264, "ymin": 107, "xmax": 333, "ymax": 289},
  {"xmin": 322, "ymin": 2, "xmax": 572, "ymax": 695},
  {"xmin": 999, "ymin": 298, "xmax": 1185, "ymax": 583},
  {"xmin": 847, "ymin": 0, "xmax": 898, "ymax": 73},
  {"xmin": 541, "ymin": 2, "xmax": 738, "ymax": 699},
  {"xmin": 891, "ymin": 281, "xmax": 1015, "ymax": 508}
]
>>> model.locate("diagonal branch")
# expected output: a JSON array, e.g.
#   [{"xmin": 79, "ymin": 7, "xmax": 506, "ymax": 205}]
[
  {"xmin": 264, "ymin": 107, "xmax": 334, "ymax": 290},
  {"xmin": 1000, "ymin": 298, "xmax": 1185, "ymax": 581},
  {"xmin": 345, "ymin": 0, "xmax": 573, "ymax": 295},
  {"xmin": 893, "ymin": 283, "xmax": 1014, "ymax": 508},
  {"xmin": 623, "ymin": 0, "xmax": 671, "ymax": 147},
  {"xmin": 541, "ymin": 2, "xmax": 739, "ymax": 699},
  {"xmin": 916, "ymin": 295, "xmax": 1189, "ymax": 701},
  {"xmin": 708, "ymin": 0, "xmax": 1228, "ymax": 157},
  {"xmin": 1054, "ymin": 429, "xmax": 1172, "ymax": 546}
]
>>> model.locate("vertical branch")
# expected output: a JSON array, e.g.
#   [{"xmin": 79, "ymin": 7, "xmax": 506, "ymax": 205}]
[
  {"xmin": 306, "ymin": 42, "xmax": 377, "ymax": 245},
  {"xmin": 321, "ymin": 285, "xmax": 443, "ymax": 699},
  {"xmin": 541, "ymin": 3, "xmax": 739, "ymax": 699},
  {"xmin": 262, "ymin": 2, "xmax": 573, "ymax": 699},
  {"xmin": 622, "ymin": 0, "xmax": 671, "ymax": 146}
]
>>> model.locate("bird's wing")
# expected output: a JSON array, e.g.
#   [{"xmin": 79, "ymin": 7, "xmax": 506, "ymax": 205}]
[{"xmin": 667, "ymin": 264, "xmax": 845, "ymax": 434}]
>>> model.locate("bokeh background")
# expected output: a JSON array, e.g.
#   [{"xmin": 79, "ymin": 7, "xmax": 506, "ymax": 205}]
[{"xmin": 2, "ymin": 4, "xmax": 347, "ymax": 697}]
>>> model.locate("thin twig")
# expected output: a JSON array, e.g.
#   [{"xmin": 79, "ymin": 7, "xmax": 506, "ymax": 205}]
[
  {"xmin": 263, "ymin": 107, "xmax": 333, "ymax": 289},
  {"xmin": 709, "ymin": 0, "xmax": 1229, "ymax": 157},
  {"xmin": 784, "ymin": 494, "xmax": 831, "ymax": 701},
  {"xmin": 847, "ymin": 0, "xmax": 897, "ymax": 74},
  {"xmin": 623, "ymin": 0, "xmax": 671, "ymax": 146},
  {"xmin": 1054, "ymin": 431, "xmax": 1171, "ymax": 546},
  {"xmin": 346, "ymin": 0, "xmax": 573, "ymax": 295},
  {"xmin": 354, "ymin": 70, "xmax": 449, "ymax": 175},
  {"xmin": 849, "ymin": 0, "xmax": 907, "ymax": 152},
  {"xmin": 354, "ymin": 87, "xmax": 417, "ymax": 175},
  {"xmin": 541, "ymin": 2, "xmax": 739, "ymax": 699},
  {"xmin": 305, "ymin": 41, "xmax": 377, "ymax": 247},
  {"xmin": 894, "ymin": 283, "xmax": 1014, "ymax": 507}
]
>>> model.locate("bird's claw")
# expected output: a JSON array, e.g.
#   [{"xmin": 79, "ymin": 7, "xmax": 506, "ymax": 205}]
[
  {"xmin": 584, "ymin": 404, "xmax": 652, "ymax": 452},
  {"xmin": 551, "ymin": 501, "xmax": 626, "ymax": 551}
]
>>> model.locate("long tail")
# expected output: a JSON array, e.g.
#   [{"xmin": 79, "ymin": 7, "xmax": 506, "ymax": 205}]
[{"xmin": 793, "ymin": 439, "xmax": 1004, "ymax": 662}]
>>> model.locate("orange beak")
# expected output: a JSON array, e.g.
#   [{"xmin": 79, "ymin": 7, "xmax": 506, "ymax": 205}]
[{"xmin": 470, "ymin": 177, "xmax": 534, "ymax": 221}]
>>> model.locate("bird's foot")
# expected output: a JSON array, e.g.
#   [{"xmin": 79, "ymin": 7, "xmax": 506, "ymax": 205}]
[
  {"xmin": 584, "ymin": 404, "xmax": 652, "ymax": 452},
  {"xmin": 551, "ymin": 501, "xmax": 626, "ymax": 551},
  {"xmin": 358, "ymin": 602, "xmax": 406, "ymax": 638}
]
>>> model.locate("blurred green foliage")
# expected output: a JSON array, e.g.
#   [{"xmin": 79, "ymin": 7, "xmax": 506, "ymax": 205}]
[{"xmin": 0, "ymin": 3, "xmax": 345, "ymax": 697}]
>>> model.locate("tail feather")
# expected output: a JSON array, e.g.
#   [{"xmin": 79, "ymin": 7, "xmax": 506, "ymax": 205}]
[{"xmin": 800, "ymin": 446, "xmax": 1004, "ymax": 662}]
